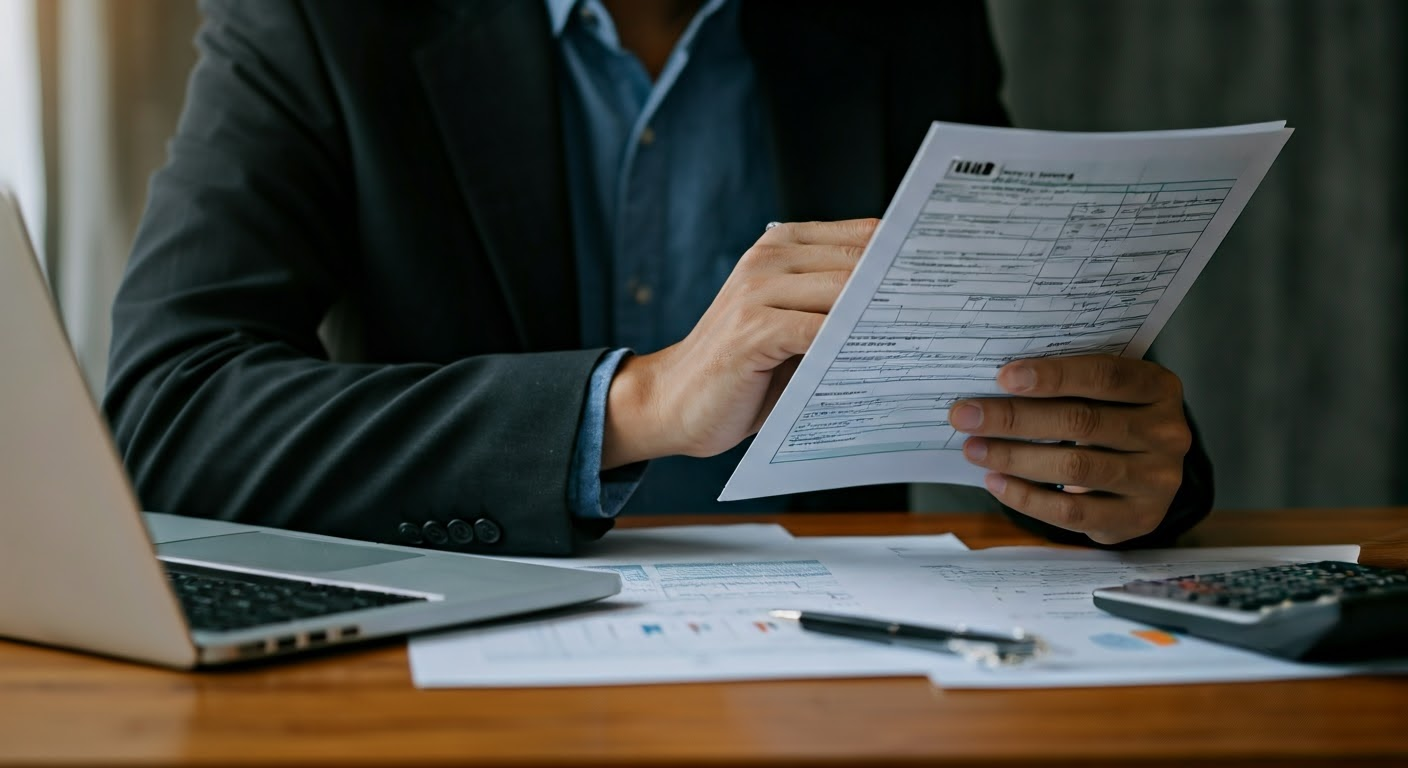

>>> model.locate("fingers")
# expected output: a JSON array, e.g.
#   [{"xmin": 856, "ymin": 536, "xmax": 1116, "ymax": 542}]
[
  {"xmin": 981, "ymin": 472, "xmax": 1163, "ymax": 545},
  {"xmin": 636, "ymin": 219, "xmax": 876, "ymax": 465},
  {"xmin": 960, "ymin": 358, "xmax": 1190, "ymax": 545},
  {"xmin": 726, "ymin": 238, "xmax": 864, "ymax": 315},
  {"xmin": 734, "ymin": 307, "xmax": 826, "ymax": 368},
  {"xmin": 748, "ymin": 270, "xmax": 851, "ymax": 313},
  {"xmin": 752, "ymin": 355, "xmax": 802, "ymax": 434},
  {"xmin": 996, "ymin": 355, "xmax": 1182, "ymax": 405},
  {"xmin": 949, "ymin": 397, "xmax": 1186, "ymax": 453},
  {"xmin": 758, "ymin": 218, "xmax": 878, "ymax": 247},
  {"xmin": 963, "ymin": 437, "xmax": 1183, "ymax": 498},
  {"xmin": 738, "ymin": 241, "xmax": 865, "ymax": 275}
]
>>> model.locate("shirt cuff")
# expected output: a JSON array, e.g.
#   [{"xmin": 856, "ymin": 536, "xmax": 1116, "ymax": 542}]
[{"xmin": 568, "ymin": 348, "xmax": 646, "ymax": 519}]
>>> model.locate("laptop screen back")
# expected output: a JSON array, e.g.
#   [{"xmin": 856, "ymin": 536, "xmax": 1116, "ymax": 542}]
[{"xmin": 0, "ymin": 190, "xmax": 196, "ymax": 667}]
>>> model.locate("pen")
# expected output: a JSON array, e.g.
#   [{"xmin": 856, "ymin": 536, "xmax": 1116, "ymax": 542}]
[{"xmin": 769, "ymin": 609, "xmax": 1045, "ymax": 666}]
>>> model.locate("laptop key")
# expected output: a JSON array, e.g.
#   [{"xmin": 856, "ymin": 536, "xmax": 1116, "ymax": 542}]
[{"xmin": 163, "ymin": 562, "xmax": 426, "ymax": 632}]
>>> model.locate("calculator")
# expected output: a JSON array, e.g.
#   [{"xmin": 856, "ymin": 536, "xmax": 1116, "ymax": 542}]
[{"xmin": 1092, "ymin": 561, "xmax": 1408, "ymax": 661}]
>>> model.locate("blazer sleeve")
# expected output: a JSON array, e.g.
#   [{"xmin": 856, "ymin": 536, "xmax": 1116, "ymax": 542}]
[{"xmin": 103, "ymin": 0, "xmax": 612, "ymax": 556}]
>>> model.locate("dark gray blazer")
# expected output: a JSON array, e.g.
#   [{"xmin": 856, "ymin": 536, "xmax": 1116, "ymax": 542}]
[{"xmin": 104, "ymin": 0, "xmax": 1212, "ymax": 556}]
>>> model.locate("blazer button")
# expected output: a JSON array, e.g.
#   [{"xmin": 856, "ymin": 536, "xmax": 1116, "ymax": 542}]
[
  {"xmin": 473, "ymin": 517, "xmax": 502, "ymax": 545},
  {"xmin": 397, "ymin": 522, "xmax": 424, "ymax": 545},
  {"xmin": 421, "ymin": 521, "xmax": 450, "ymax": 547},
  {"xmin": 447, "ymin": 519, "xmax": 475, "ymax": 545}
]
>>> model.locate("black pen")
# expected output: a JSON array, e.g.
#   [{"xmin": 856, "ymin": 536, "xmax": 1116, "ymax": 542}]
[{"xmin": 769, "ymin": 609, "xmax": 1045, "ymax": 666}]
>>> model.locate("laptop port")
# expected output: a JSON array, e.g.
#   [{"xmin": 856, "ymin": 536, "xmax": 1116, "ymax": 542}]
[
  {"xmin": 238, "ymin": 641, "xmax": 267, "ymax": 658},
  {"xmin": 275, "ymin": 635, "xmax": 298, "ymax": 651},
  {"xmin": 340, "ymin": 625, "xmax": 360, "ymax": 639},
  {"xmin": 307, "ymin": 630, "xmax": 328, "ymax": 645}
]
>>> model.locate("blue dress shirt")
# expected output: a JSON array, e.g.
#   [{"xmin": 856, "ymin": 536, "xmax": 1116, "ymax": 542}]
[{"xmin": 547, "ymin": 0, "xmax": 790, "ymax": 517}]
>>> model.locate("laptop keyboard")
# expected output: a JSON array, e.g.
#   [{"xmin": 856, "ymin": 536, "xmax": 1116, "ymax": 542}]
[{"xmin": 163, "ymin": 562, "xmax": 427, "ymax": 632}]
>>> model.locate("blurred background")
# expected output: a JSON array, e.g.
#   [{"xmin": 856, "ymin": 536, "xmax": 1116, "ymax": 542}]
[{"xmin": 0, "ymin": 0, "xmax": 1402, "ymax": 510}]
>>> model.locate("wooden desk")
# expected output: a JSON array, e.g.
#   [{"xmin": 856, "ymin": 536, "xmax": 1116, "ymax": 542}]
[{"xmin": 2, "ymin": 509, "xmax": 1406, "ymax": 767}]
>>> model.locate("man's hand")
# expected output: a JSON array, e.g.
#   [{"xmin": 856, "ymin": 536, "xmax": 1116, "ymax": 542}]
[
  {"xmin": 601, "ymin": 219, "xmax": 876, "ymax": 469},
  {"xmin": 948, "ymin": 356, "xmax": 1192, "ymax": 545}
]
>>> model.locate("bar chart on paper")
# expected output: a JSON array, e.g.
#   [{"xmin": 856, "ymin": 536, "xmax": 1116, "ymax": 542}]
[
  {"xmin": 721, "ymin": 121, "xmax": 1291, "ymax": 501},
  {"xmin": 410, "ymin": 558, "xmax": 916, "ymax": 685},
  {"xmin": 462, "ymin": 609, "xmax": 809, "ymax": 662},
  {"xmin": 408, "ymin": 527, "xmax": 967, "ymax": 687}
]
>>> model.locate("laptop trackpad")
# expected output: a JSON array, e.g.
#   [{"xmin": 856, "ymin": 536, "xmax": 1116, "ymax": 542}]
[{"xmin": 157, "ymin": 532, "xmax": 423, "ymax": 573}]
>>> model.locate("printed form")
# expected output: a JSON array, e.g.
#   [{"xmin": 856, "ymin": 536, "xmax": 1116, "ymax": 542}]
[
  {"xmin": 854, "ymin": 544, "xmax": 1408, "ymax": 689},
  {"xmin": 721, "ymin": 121, "xmax": 1290, "ymax": 501},
  {"xmin": 409, "ymin": 525, "xmax": 969, "ymax": 687}
]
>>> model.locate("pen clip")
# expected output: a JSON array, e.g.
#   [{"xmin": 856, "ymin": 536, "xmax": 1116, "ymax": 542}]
[
  {"xmin": 945, "ymin": 635, "xmax": 1047, "ymax": 667},
  {"xmin": 908, "ymin": 619, "xmax": 1047, "ymax": 667}
]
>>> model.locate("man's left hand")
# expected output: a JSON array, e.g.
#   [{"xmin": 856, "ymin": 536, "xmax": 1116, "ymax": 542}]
[{"xmin": 948, "ymin": 355, "xmax": 1192, "ymax": 545}]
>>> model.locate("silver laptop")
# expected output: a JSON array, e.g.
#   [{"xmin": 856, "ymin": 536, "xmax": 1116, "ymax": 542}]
[{"xmin": 0, "ymin": 190, "xmax": 620, "ymax": 668}]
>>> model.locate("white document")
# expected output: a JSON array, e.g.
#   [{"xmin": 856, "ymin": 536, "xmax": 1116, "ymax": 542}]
[
  {"xmin": 409, "ymin": 526, "xmax": 968, "ymax": 688},
  {"xmin": 841, "ymin": 543, "xmax": 1408, "ymax": 689},
  {"xmin": 721, "ymin": 121, "xmax": 1292, "ymax": 501}
]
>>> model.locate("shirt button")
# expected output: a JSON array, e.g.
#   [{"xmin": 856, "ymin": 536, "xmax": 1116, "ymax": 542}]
[
  {"xmin": 578, "ymin": 6, "xmax": 598, "ymax": 25},
  {"xmin": 639, "ymin": 125, "xmax": 656, "ymax": 146},
  {"xmin": 633, "ymin": 284, "xmax": 653, "ymax": 305}
]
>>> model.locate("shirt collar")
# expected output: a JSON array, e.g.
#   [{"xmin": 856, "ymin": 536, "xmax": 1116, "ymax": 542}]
[
  {"xmin": 544, "ymin": 0, "xmax": 733, "ymax": 43},
  {"xmin": 544, "ymin": 0, "xmax": 578, "ymax": 38}
]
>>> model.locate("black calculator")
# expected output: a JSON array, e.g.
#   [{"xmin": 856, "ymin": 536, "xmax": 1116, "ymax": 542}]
[{"xmin": 1092, "ymin": 561, "xmax": 1408, "ymax": 661}]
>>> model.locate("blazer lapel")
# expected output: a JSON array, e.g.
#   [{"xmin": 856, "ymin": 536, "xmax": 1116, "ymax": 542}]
[
  {"xmin": 740, "ymin": 2, "xmax": 889, "ymax": 221},
  {"xmin": 416, "ymin": 0, "xmax": 578, "ymax": 351}
]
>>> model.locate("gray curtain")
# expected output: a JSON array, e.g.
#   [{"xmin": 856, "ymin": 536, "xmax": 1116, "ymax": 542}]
[{"xmin": 917, "ymin": 0, "xmax": 1407, "ymax": 511}]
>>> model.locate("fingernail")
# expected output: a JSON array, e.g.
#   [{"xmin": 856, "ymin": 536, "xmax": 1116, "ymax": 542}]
[
  {"xmin": 950, "ymin": 403, "xmax": 983, "ymax": 431},
  {"xmin": 984, "ymin": 472, "xmax": 1007, "ymax": 495},
  {"xmin": 964, "ymin": 438, "xmax": 988, "ymax": 462},
  {"xmin": 1000, "ymin": 364, "xmax": 1037, "ymax": 394}
]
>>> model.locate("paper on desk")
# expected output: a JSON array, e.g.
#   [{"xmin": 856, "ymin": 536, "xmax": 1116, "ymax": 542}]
[
  {"xmin": 409, "ymin": 526, "xmax": 968, "ymax": 688},
  {"xmin": 721, "ymin": 121, "xmax": 1292, "ymax": 501},
  {"xmin": 841, "ymin": 543, "xmax": 1408, "ymax": 688}
]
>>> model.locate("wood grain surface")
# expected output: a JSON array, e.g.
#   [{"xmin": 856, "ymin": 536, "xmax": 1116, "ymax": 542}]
[{"xmin": 2, "ymin": 509, "xmax": 1405, "ymax": 767}]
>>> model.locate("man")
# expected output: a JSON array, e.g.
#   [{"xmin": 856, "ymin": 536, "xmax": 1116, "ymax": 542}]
[{"xmin": 104, "ymin": 0, "xmax": 1211, "ymax": 556}]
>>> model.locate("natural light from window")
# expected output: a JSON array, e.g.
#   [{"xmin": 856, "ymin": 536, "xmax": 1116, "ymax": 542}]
[{"xmin": 0, "ymin": 0, "xmax": 44, "ymax": 265}]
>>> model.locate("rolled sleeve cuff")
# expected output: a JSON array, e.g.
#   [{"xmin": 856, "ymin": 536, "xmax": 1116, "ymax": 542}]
[{"xmin": 568, "ymin": 348, "xmax": 645, "ymax": 519}]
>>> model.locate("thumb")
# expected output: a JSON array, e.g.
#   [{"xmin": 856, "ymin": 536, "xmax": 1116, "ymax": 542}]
[{"xmin": 751, "ymin": 355, "xmax": 802, "ymax": 434}]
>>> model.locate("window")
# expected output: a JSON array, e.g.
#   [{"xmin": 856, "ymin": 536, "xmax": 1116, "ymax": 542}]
[{"xmin": 0, "ymin": 0, "xmax": 45, "ymax": 266}]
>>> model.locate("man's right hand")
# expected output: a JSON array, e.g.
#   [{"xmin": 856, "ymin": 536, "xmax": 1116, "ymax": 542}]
[{"xmin": 601, "ymin": 218, "xmax": 877, "ymax": 469}]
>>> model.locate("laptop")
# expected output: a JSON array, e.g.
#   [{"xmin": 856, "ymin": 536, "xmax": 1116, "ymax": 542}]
[{"xmin": 0, "ymin": 190, "xmax": 620, "ymax": 668}]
